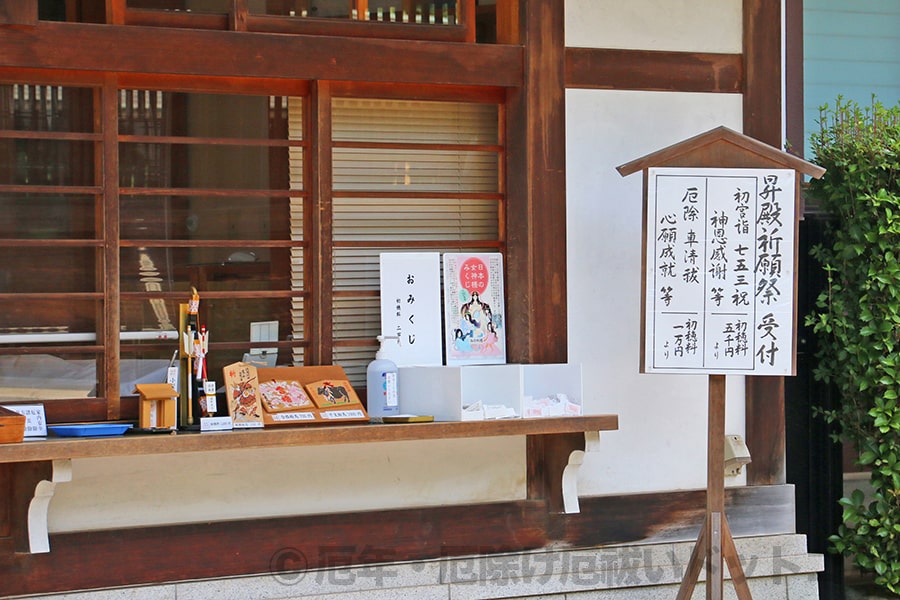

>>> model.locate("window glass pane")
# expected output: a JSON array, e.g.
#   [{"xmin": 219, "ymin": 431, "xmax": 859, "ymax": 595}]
[
  {"xmin": 120, "ymin": 91, "xmax": 288, "ymax": 140},
  {"xmin": 120, "ymin": 195, "xmax": 295, "ymax": 241},
  {"xmin": 0, "ymin": 140, "xmax": 95, "ymax": 186},
  {"xmin": 0, "ymin": 84, "xmax": 95, "ymax": 133},
  {"xmin": 248, "ymin": 1, "xmax": 348, "ymax": 18},
  {"xmin": 118, "ymin": 351, "xmax": 174, "ymax": 394},
  {"xmin": 120, "ymin": 296, "xmax": 181, "ymax": 337},
  {"xmin": 122, "ymin": 296, "xmax": 299, "ymax": 381},
  {"xmin": 119, "ymin": 89, "xmax": 304, "ymax": 367},
  {"xmin": 3, "ymin": 247, "xmax": 97, "ymax": 293},
  {"xmin": 0, "ymin": 353, "xmax": 98, "ymax": 401},
  {"xmin": 127, "ymin": 0, "xmax": 230, "ymax": 14},
  {"xmin": 0, "ymin": 299, "xmax": 98, "ymax": 338},
  {"xmin": 120, "ymin": 247, "xmax": 297, "ymax": 292},
  {"xmin": 0, "ymin": 193, "xmax": 96, "ymax": 239},
  {"xmin": 121, "ymin": 143, "xmax": 284, "ymax": 190},
  {"xmin": 249, "ymin": 1, "xmax": 461, "ymax": 25}
]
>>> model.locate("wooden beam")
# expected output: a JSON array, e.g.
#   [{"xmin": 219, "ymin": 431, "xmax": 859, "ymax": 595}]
[
  {"xmin": 0, "ymin": 21, "xmax": 523, "ymax": 88},
  {"xmin": 2, "ymin": 500, "xmax": 550, "ymax": 597},
  {"xmin": 0, "ymin": 484, "xmax": 795, "ymax": 596},
  {"xmin": 566, "ymin": 48, "xmax": 742, "ymax": 94},
  {"xmin": 557, "ymin": 484, "xmax": 796, "ymax": 547}
]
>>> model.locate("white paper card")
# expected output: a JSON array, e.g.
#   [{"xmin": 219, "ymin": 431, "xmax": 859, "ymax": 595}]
[
  {"xmin": 2, "ymin": 404, "xmax": 47, "ymax": 437},
  {"xmin": 200, "ymin": 416, "xmax": 233, "ymax": 431}
]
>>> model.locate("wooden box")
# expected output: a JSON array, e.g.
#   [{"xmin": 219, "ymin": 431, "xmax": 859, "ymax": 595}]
[
  {"xmin": 134, "ymin": 383, "xmax": 179, "ymax": 430},
  {"xmin": 0, "ymin": 405, "xmax": 26, "ymax": 444},
  {"xmin": 256, "ymin": 365, "xmax": 369, "ymax": 426}
]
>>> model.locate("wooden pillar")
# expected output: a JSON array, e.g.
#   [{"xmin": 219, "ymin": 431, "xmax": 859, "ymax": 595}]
[
  {"xmin": 308, "ymin": 81, "xmax": 334, "ymax": 365},
  {"xmin": 743, "ymin": 0, "xmax": 787, "ymax": 486},
  {"xmin": 505, "ymin": 0, "xmax": 568, "ymax": 365},
  {"xmin": 0, "ymin": 0, "xmax": 37, "ymax": 27}
]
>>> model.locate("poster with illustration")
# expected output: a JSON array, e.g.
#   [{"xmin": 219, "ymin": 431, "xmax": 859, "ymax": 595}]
[{"xmin": 443, "ymin": 253, "xmax": 506, "ymax": 366}]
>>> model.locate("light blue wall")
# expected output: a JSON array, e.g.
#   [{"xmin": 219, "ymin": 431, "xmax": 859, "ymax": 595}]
[{"xmin": 804, "ymin": 0, "xmax": 900, "ymax": 155}]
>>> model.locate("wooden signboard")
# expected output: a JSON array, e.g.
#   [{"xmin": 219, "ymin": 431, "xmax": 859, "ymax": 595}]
[{"xmin": 618, "ymin": 126, "xmax": 825, "ymax": 600}]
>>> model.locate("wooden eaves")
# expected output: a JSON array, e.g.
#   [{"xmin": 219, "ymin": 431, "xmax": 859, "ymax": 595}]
[{"xmin": 616, "ymin": 125, "xmax": 825, "ymax": 179}]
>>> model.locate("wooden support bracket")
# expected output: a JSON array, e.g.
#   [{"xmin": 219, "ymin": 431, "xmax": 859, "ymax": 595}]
[
  {"xmin": 27, "ymin": 459, "xmax": 72, "ymax": 553},
  {"xmin": 527, "ymin": 430, "xmax": 603, "ymax": 513}
]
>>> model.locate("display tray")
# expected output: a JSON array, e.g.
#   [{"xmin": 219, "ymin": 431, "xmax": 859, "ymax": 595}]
[{"xmin": 48, "ymin": 424, "xmax": 134, "ymax": 438}]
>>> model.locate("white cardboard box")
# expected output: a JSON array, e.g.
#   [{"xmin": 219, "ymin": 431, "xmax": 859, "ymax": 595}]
[
  {"xmin": 521, "ymin": 363, "xmax": 583, "ymax": 418},
  {"xmin": 398, "ymin": 364, "xmax": 521, "ymax": 421},
  {"xmin": 398, "ymin": 363, "xmax": 582, "ymax": 421}
]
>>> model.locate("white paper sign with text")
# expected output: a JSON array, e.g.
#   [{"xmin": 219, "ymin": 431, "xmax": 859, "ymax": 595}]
[
  {"xmin": 644, "ymin": 167, "xmax": 796, "ymax": 375},
  {"xmin": 379, "ymin": 252, "xmax": 443, "ymax": 367}
]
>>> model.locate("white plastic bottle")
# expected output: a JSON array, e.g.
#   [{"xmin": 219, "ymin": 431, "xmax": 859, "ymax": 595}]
[{"xmin": 366, "ymin": 335, "xmax": 400, "ymax": 419}]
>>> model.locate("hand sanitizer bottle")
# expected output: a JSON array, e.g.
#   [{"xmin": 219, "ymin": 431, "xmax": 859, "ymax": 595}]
[{"xmin": 366, "ymin": 335, "xmax": 400, "ymax": 419}]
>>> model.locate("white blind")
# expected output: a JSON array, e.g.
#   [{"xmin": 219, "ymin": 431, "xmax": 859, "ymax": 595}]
[
  {"xmin": 288, "ymin": 96, "xmax": 304, "ymax": 365},
  {"xmin": 289, "ymin": 96, "xmax": 501, "ymax": 384}
]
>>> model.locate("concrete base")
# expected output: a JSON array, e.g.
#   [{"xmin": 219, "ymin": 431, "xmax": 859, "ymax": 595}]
[{"xmin": 22, "ymin": 534, "xmax": 822, "ymax": 600}]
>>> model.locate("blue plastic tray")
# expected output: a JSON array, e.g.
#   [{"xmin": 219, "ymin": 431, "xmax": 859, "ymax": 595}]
[{"xmin": 48, "ymin": 424, "xmax": 134, "ymax": 437}]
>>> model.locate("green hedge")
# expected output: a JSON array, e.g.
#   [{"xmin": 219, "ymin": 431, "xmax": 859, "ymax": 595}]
[{"xmin": 806, "ymin": 97, "xmax": 900, "ymax": 594}]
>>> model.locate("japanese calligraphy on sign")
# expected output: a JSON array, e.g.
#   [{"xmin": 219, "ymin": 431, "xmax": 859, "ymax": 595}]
[
  {"xmin": 379, "ymin": 252, "xmax": 443, "ymax": 367},
  {"xmin": 443, "ymin": 252, "xmax": 507, "ymax": 366},
  {"xmin": 644, "ymin": 167, "xmax": 796, "ymax": 375}
]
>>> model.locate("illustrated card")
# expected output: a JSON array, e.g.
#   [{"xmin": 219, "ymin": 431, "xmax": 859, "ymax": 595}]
[
  {"xmin": 443, "ymin": 252, "xmax": 507, "ymax": 366},
  {"xmin": 223, "ymin": 362, "xmax": 264, "ymax": 428},
  {"xmin": 305, "ymin": 379, "xmax": 361, "ymax": 409}
]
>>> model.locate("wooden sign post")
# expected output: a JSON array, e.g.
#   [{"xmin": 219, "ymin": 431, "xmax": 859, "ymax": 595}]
[{"xmin": 618, "ymin": 127, "xmax": 825, "ymax": 599}]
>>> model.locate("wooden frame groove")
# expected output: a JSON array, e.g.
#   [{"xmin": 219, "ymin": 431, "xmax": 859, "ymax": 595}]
[{"xmin": 566, "ymin": 47, "xmax": 743, "ymax": 93}]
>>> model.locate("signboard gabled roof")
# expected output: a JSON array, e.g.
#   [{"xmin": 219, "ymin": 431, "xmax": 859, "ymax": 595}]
[{"xmin": 616, "ymin": 125, "xmax": 825, "ymax": 179}]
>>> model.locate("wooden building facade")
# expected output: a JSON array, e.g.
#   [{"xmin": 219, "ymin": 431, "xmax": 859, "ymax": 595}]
[{"xmin": 0, "ymin": 1, "xmax": 824, "ymax": 598}]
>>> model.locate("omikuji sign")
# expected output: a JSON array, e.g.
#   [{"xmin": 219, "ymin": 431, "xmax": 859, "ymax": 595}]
[{"xmin": 643, "ymin": 167, "xmax": 795, "ymax": 375}]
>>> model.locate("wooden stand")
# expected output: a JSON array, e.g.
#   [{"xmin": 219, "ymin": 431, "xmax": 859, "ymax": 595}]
[{"xmin": 676, "ymin": 375, "xmax": 752, "ymax": 600}]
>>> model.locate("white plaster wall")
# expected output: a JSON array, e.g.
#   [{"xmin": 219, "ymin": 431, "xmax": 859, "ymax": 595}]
[
  {"xmin": 566, "ymin": 89, "xmax": 747, "ymax": 495},
  {"xmin": 566, "ymin": 0, "xmax": 742, "ymax": 53},
  {"xmin": 49, "ymin": 437, "xmax": 524, "ymax": 532}
]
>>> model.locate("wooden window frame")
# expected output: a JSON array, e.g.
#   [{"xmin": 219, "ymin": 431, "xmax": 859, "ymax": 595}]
[
  {"xmin": 0, "ymin": 71, "xmax": 516, "ymax": 423},
  {"xmin": 111, "ymin": 0, "xmax": 476, "ymax": 42}
]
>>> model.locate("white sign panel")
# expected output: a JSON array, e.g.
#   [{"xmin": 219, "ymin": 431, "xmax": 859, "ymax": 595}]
[
  {"xmin": 644, "ymin": 167, "xmax": 796, "ymax": 375},
  {"xmin": 379, "ymin": 252, "xmax": 443, "ymax": 367}
]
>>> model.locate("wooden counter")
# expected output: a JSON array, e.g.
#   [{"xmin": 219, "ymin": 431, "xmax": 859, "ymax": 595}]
[
  {"xmin": 0, "ymin": 415, "xmax": 618, "ymax": 554},
  {"xmin": 0, "ymin": 415, "xmax": 617, "ymax": 463}
]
